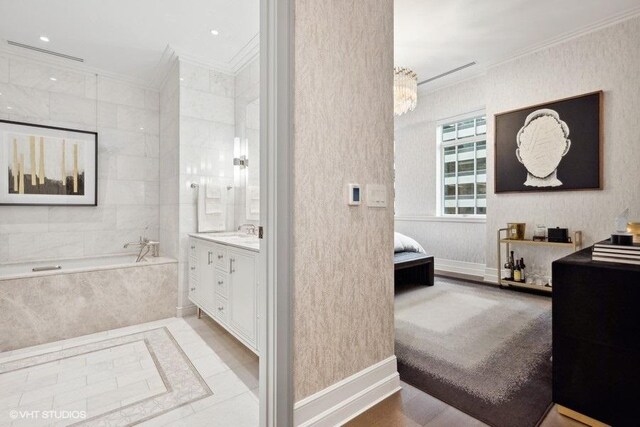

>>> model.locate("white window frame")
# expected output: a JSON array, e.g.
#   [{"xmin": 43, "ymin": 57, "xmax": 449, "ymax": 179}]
[{"xmin": 436, "ymin": 109, "xmax": 487, "ymax": 218}]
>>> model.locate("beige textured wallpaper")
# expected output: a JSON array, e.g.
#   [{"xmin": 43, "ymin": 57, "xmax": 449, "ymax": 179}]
[{"xmin": 292, "ymin": 0, "xmax": 395, "ymax": 401}]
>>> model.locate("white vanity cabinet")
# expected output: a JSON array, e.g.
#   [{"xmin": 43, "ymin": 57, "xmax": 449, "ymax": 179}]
[{"xmin": 188, "ymin": 235, "xmax": 259, "ymax": 354}]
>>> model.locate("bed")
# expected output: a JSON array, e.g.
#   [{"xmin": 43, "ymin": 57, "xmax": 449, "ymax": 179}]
[{"xmin": 394, "ymin": 232, "xmax": 434, "ymax": 287}]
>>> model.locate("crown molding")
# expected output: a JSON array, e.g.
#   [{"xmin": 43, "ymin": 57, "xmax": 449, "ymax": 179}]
[
  {"xmin": 172, "ymin": 47, "xmax": 235, "ymax": 76},
  {"xmin": 417, "ymin": 6, "xmax": 640, "ymax": 94},
  {"xmin": 170, "ymin": 32, "xmax": 260, "ymax": 77},
  {"xmin": 2, "ymin": 31, "xmax": 261, "ymax": 92},
  {"xmin": 0, "ymin": 38, "xmax": 156, "ymax": 91},
  {"xmin": 229, "ymin": 33, "xmax": 260, "ymax": 74},
  {"xmin": 488, "ymin": 5, "xmax": 640, "ymax": 70},
  {"xmin": 151, "ymin": 45, "xmax": 180, "ymax": 90}
]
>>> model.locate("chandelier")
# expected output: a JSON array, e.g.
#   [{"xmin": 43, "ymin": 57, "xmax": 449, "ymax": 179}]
[{"xmin": 394, "ymin": 67, "xmax": 417, "ymax": 116}]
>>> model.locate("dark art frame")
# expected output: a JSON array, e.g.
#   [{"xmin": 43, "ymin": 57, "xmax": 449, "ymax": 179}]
[
  {"xmin": 0, "ymin": 119, "xmax": 98, "ymax": 206},
  {"xmin": 494, "ymin": 91, "xmax": 603, "ymax": 194}
]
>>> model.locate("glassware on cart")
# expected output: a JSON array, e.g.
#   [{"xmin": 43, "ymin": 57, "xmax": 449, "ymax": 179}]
[{"xmin": 533, "ymin": 225, "xmax": 547, "ymax": 241}]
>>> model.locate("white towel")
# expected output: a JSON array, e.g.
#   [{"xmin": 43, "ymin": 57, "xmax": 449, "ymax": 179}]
[
  {"xmin": 205, "ymin": 183, "xmax": 223, "ymax": 214},
  {"xmin": 198, "ymin": 184, "xmax": 226, "ymax": 232},
  {"xmin": 206, "ymin": 184, "xmax": 221, "ymax": 199}
]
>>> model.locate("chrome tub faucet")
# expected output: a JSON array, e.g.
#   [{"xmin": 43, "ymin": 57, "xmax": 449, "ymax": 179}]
[{"xmin": 124, "ymin": 236, "xmax": 160, "ymax": 262}]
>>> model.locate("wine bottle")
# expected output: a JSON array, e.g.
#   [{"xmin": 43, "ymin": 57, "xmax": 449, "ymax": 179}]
[
  {"xmin": 509, "ymin": 251, "xmax": 515, "ymax": 280},
  {"xmin": 514, "ymin": 260, "xmax": 522, "ymax": 282},
  {"xmin": 520, "ymin": 258, "xmax": 526, "ymax": 282}
]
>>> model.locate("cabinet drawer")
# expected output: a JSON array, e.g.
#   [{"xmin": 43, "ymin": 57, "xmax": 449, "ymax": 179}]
[
  {"xmin": 213, "ymin": 245, "xmax": 227, "ymax": 271},
  {"xmin": 214, "ymin": 296, "xmax": 229, "ymax": 323},
  {"xmin": 214, "ymin": 271, "xmax": 229, "ymax": 298}
]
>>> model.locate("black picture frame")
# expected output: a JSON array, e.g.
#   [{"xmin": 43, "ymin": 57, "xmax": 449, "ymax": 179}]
[
  {"xmin": 494, "ymin": 91, "xmax": 602, "ymax": 194},
  {"xmin": 0, "ymin": 119, "xmax": 98, "ymax": 206}
]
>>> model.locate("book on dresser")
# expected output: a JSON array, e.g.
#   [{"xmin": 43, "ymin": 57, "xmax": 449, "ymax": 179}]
[{"xmin": 592, "ymin": 239, "xmax": 640, "ymax": 265}]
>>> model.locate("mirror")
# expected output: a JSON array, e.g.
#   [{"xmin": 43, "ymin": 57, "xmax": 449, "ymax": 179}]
[{"xmin": 245, "ymin": 98, "xmax": 260, "ymax": 221}]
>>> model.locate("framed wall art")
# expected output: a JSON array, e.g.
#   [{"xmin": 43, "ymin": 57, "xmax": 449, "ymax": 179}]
[
  {"xmin": 494, "ymin": 91, "xmax": 602, "ymax": 193},
  {"xmin": 0, "ymin": 120, "xmax": 98, "ymax": 206}
]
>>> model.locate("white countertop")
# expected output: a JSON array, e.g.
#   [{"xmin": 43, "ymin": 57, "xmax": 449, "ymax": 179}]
[{"xmin": 189, "ymin": 232, "xmax": 260, "ymax": 252}]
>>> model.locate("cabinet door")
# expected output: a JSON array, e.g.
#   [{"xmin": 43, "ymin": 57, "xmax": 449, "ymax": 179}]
[
  {"xmin": 188, "ymin": 239, "xmax": 199, "ymax": 303},
  {"xmin": 228, "ymin": 249, "xmax": 257, "ymax": 345},
  {"xmin": 196, "ymin": 241, "xmax": 216, "ymax": 313}
]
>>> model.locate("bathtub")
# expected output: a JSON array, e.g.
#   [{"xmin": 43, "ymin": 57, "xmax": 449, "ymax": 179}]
[
  {"xmin": 0, "ymin": 254, "xmax": 176, "ymax": 280},
  {"xmin": 0, "ymin": 254, "xmax": 178, "ymax": 352}
]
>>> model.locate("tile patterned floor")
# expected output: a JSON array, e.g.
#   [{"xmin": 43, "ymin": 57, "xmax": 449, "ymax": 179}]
[{"xmin": 0, "ymin": 315, "xmax": 259, "ymax": 427}]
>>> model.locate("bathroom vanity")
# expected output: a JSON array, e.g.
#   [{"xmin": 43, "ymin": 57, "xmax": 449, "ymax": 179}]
[{"xmin": 188, "ymin": 233, "xmax": 259, "ymax": 354}]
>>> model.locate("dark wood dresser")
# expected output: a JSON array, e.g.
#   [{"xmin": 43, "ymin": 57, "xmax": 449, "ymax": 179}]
[{"xmin": 552, "ymin": 247, "xmax": 640, "ymax": 426}]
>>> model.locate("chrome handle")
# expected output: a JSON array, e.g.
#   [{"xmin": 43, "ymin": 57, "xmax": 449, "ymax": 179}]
[
  {"xmin": 217, "ymin": 254, "xmax": 223, "ymax": 259},
  {"xmin": 190, "ymin": 245, "xmax": 195, "ymax": 250},
  {"xmin": 207, "ymin": 251, "xmax": 212, "ymax": 265},
  {"xmin": 32, "ymin": 265, "xmax": 62, "ymax": 272},
  {"xmin": 190, "ymin": 266, "xmax": 196, "ymax": 271},
  {"xmin": 229, "ymin": 257, "xmax": 235, "ymax": 273}
]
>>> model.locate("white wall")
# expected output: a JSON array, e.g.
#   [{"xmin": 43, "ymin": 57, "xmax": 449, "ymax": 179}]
[
  {"xmin": 0, "ymin": 53, "xmax": 160, "ymax": 263},
  {"xmin": 394, "ymin": 15, "xmax": 640, "ymax": 280},
  {"xmin": 484, "ymin": 15, "xmax": 640, "ymax": 280},
  {"xmin": 394, "ymin": 77, "xmax": 487, "ymax": 269}
]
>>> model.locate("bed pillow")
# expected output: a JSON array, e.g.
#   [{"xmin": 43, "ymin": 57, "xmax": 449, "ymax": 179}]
[{"xmin": 394, "ymin": 232, "xmax": 426, "ymax": 254}]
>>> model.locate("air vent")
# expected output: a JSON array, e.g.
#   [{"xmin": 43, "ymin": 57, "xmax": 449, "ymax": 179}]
[
  {"xmin": 7, "ymin": 40, "xmax": 84, "ymax": 62},
  {"xmin": 418, "ymin": 61, "xmax": 476, "ymax": 86}
]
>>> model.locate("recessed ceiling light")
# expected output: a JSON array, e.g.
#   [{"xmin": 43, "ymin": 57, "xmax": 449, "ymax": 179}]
[
  {"xmin": 7, "ymin": 106, "xmax": 13, "ymax": 110},
  {"xmin": 40, "ymin": 35, "xmax": 50, "ymax": 42},
  {"xmin": 49, "ymin": 77, "xmax": 57, "ymax": 81},
  {"xmin": 139, "ymin": 127, "xmax": 144, "ymax": 131},
  {"xmin": 210, "ymin": 29, "xmax": 219, "ymax": 36},
  {"xmin": 179, "ymin": 77, "xmax": 184, "ymax": 81}
]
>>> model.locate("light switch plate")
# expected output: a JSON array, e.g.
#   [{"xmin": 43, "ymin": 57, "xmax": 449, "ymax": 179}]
[
  {"xmin": 347, "ymin": 183, "xmax": 361, "ymax": 206},
  {"xmin": 366, "ymin": 184, "xmax": 386, "ymax": 208}
]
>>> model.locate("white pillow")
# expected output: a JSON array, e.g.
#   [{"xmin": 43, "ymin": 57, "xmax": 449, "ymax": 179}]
[{"xmin": 394, "ymin": 232, "xmax": 426, "ymax": 254}]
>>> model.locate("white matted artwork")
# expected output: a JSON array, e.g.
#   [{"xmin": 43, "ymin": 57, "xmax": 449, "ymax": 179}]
[{"xmin": 0, "ymin": 120, "xmax": 97, "ymax": 206}]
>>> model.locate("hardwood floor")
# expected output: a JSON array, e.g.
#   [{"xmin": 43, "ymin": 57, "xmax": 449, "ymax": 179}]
[{"xmin": 345, "ymin": 381, "xmax": 587, "ymax": 427}]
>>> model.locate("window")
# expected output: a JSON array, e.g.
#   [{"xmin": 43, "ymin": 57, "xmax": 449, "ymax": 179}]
[{"xmin": 439, "ymin": 114, "xmax": 486, "ymax": 216}]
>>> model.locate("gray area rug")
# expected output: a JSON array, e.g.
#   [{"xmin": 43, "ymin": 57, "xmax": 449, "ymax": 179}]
[{"xmin": 395, "ymin": 278, "xmax": 552, "ymax": 427}]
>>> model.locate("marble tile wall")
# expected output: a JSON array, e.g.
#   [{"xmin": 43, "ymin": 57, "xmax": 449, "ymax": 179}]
[
  {"xmin": 0, "ymin": 261, "xmax": 178, "ymax": 351},
  {"xmin": 0, "ymin": 53, "xmax": 160, "ymax": 263},
  {"xmin": 179, "ymin": 60, "xmax": 236, "ymax": 308},
  {"xmin": 159, "ymin": 60, "xmax": 180, "ymax": 277}
]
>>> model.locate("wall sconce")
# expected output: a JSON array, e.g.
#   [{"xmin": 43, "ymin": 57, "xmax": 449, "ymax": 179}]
[{"xmin": 233, "ymin": 155, "xmax": 248, "ymax": 168}]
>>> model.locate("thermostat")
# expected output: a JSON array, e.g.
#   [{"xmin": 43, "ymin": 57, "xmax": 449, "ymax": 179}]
[{"xmin": 348, "ymin": 184, "xmax": 361, "ymax": 206}]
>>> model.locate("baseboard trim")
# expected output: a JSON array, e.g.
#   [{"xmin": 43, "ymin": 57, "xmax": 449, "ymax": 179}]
[
  {"xmin": 435, "ymin": 258, "xmax": 486, "ymax": 279},
  {"xmin": 557, "ymin": 405, "xmax": 608, "ymax": 427},
  {"xmin": 293, "ymin": 356, "xmax": 400, "ymax": 427},
  {"xmin": 176, "ymin": 304, "xmax": 197, "ymax": 317},
  {"xmin": 483, "ymin": 267, "xmax": 500, "ymax": 284}
]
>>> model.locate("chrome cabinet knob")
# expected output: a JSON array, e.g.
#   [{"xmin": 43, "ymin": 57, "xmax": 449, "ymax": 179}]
[
  {"xmin": 218, "ymin": 280, "xmax": 223, "ymax": 285},
  {"xmin": 217, "ymin": 254, "xmax": 223, "ymax": 259},
  {"xmin": 190, "ymin": 287, "xmax": 195, "ymax": 291},
  {"xmin": 190, "ymin": 245, "xmax": 195, "ymax": 249},
  {"xmin": 218, "ymin": 306, "xmax": 223, "ymax": 311},
  {"xmin": 190, "ymin": 266, "xmax": 196, "ymax": 270}
]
